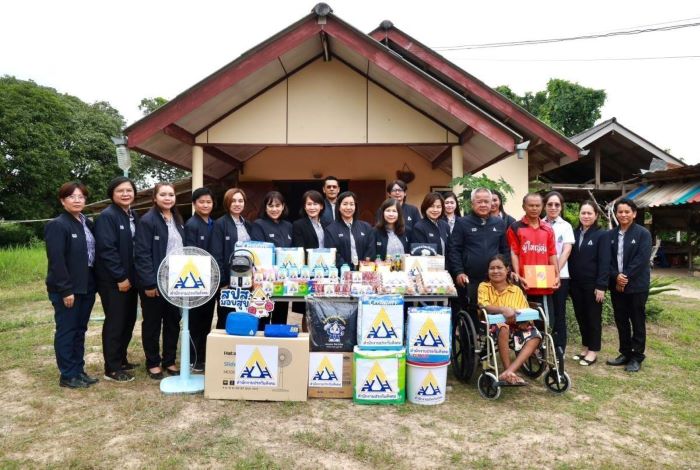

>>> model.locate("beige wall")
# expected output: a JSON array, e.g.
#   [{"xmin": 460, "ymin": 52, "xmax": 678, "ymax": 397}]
[
  {"xmin": 196, "ymin": 59, "xmax": 457, "ymax": 145},
  {"xmin": 475, "ymin": 152, "xmax": 529, "ymax": 218},
  {"xmin": 240, "ymin": 146, "xmax": 451, "ymax": 207}
]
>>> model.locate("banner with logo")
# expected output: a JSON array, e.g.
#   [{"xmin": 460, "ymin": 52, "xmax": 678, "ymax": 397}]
[
  {"xmin": 168, "ymin": 255, "xmax": 210, "ymax": 297},
  {"xmin": 234, "ymin": 345, "xmax": 278, "ymax": 387},
  {"xmin": 308, "ymin": 352, "xmax": 343, "ymax": 388}
]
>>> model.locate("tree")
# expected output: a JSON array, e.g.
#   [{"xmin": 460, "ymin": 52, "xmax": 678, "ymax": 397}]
[
  {"xmin": 496, "ymin": 79, "xmax": 606, "ymax": 136},
  {"xmin": 450, "ymin": 173, "xmax": 514, "ymax": 214},
  {"xmin": 0, "ymin": 76, "xmax": 124, "ymax": 221},
  {"xmin": 128, "ymin": 97, "xmax": 189, "ymax": 184}
]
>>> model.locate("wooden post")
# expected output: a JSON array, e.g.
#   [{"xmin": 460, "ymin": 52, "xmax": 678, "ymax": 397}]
[
  {"xmin": 192, "ymin": 145, "xmax": 204, "ymax": 191},
  {"xmin": 451, "ymin": 145, "xmax": 464, "ymax": 196},
  {"xmin": 594, "ymin": 145, "xmax": 601, "ymax": 189}
]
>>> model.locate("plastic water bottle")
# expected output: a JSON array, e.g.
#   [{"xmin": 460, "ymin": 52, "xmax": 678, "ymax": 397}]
[{"xmin": 340, "ymin": 263, "xmax": 351, "ymax": 278}]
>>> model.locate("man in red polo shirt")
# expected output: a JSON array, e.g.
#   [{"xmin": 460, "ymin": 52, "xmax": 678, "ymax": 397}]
[{"xmin": 507, "ymin": 193, "xmax": 560, "ymax": 323}]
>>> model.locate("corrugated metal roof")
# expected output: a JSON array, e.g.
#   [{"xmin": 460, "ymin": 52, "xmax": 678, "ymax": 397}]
[{"xmin": 629, "ymin": 182, "xmax": 700, "ymax": 208}]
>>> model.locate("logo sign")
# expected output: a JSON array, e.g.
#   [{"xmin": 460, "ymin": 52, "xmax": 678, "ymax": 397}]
[
  {"xmin": 367, "ymin": 308, "xmax": 397, "ymax": 339},
  {"xmin": 356, "ymin": 359, "xmax": 398, "ymax": 400},
  {"xmin": 417, "ymin": 371, "xmax": 442, "ymax": 397},
  {"xmin": 168, "ymin": 255, "xmax": 210, "ymax": 297},
  {"xmin": 219, "ymin": 287, "xmax": 274, "ymax": 317},
  {"xmin": 308, "ymin": 352, "xmax": 343, "ymax": 388},
  {"xmin": 323, "ymin": 317, "xmax": 346, "ymax": 343},
  {"xmin": 235, "ymin": 345, "xmax": 278, "ymax": 387},
  {"xmin": 410, "ymin": 317, "xmax": 447, "ymax": 355}
]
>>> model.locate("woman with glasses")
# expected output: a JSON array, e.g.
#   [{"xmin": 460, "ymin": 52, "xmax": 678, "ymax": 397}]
[
  {"xmin": 542, "ymin": 191, "xmax": 575, "ymax": 356},
  {"xmin": 45, "ymin": 182, "xmax": 99, "ymax": 388},
  {"xmin": 377, "ymin": 179, "xmax": 421, "ymax": 232},
  {"xmin": 95, "ymin": 176, "xmax": 139, "ymax": 383}
]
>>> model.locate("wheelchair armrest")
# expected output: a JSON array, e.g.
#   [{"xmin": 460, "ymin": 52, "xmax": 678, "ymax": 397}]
[{"xmin": 528, "ymin": 301, "xmax": 542, "ymax": 309}]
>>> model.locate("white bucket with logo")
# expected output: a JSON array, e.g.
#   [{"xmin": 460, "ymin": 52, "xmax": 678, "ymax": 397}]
[{"xmin": 406, "ymin": 360, "xmax": 449, "ymax": 405}]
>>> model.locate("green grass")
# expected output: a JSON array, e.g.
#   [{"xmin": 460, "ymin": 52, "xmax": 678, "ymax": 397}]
[
  {"xmin": 0, "ymin": 244, "xmax": 46, "ymax": 289},
  {"xmin": 0, "ymin": 246, "xmax": 698, "ymax": 468}
]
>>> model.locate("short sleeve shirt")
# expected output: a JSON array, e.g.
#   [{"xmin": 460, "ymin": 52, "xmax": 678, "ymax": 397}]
[
  {"xmin": 478, "ymin": 282, "xmax": 529, "ymax": 310},
  {"xmin": 506, "ymin": 216, "xmax": 557, "ymax": 295},
  {"xmin": 544, "ymin": 216, "xmax": 575, "ymax": 279}
]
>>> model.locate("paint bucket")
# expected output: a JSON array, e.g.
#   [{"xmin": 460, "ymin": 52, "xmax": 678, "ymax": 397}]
[
  {"xmin": 406, "ymin": 360, "xmax": 449, "ymax": 405},
  {"xmin": 353, "ymin": 346, "xmax": 405, "ymax": 405},
  {"xmin": 406, "ymin": 306, "xmax": 451, "ymax": 363}
]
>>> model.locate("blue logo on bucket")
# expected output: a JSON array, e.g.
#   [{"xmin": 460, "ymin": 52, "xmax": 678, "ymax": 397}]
[{"xmin": 417, "ymin": 372, "xmax": 442, "ymax": 397}]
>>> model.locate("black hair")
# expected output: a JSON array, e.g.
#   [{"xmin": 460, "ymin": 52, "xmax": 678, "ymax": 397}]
[
  {"xmin": 487, "ymin": 254, "xmax": 513, "ymax": 284},
  {"xmin": 375, "ymin": 198, "xmax": 405, "ymax": 235},
  {"xmin": 299, "ymin": 190, "xmax": 325, "ymax": 217},
  {"xmin": 614, "ymin": 197, "xmax": 638, "ymax": 213},
  {"xmin": 323, "ymin": 176, "xmax": 339, "ymax": 186},
  {"xmin": 106, "ymin": 176, "xmax": 136, "ymax": 201},
  {"xmin": 443, "ymin": 191, "xmax": 462, "ymax": 217},
  {"xmin": 191, "ymin": 187, "xmax": 214, "ymax": 203},
  {"xmin": 335, "ymin": 191, "xmax": 358, "ymax": 221},
  {"xmin": 259, "ymin": 191, "xmax": 289, "ymax": 220}
]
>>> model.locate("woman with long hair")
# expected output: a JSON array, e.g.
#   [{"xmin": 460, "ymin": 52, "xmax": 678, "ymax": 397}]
[
  {"xmin": 134, "ymin": 182, "xmax": 184, "ymax": 380},
  {"xmin": 543, "ymin": 191, "xmax": 575, "ymax": 355},
  {"xmin": 210, "ymin": 188, "xmax": 253, "ymax": 329},
  {"xmin": 324, "ymin": 191, "xmax": 372, "ymax": 268},
  {"xmin": 411, "ymin": 192, "xmax": 450, "ymax": 255},
  {"xmin": 45, "ymin": 182, "xmax": 99, "ymax": 388},
  {"xmin": 95, "ymin": 176, "xmax": 139, "ymax": 383},
  {"xmin": 442, "ymin": 191, "xmax": 461, "ymax": 234},
  {"xmin": 368, "ymin": 198, "xmax": 410, "ymax": 261},
  {"xmin": 251, "ymin": 191, "xmax": 293, "ymax": 325},
  {"xmin": 569, "ymin": 201, "xmax": 610, "ymax": 366},
  {"xmin": 491, "ymin": 190, "xmax": 515, "ymax": 228}
]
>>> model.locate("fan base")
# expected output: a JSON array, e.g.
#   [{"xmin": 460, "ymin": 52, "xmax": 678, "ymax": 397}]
[{"xmin": 160, "ymin": 374, "xmax": 205, "ymax": 394}]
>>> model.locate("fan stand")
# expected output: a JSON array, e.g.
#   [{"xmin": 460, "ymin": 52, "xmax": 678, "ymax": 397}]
[{"xmin": 160, "ymin": 307, "xmax": 204, "ymax": 394}]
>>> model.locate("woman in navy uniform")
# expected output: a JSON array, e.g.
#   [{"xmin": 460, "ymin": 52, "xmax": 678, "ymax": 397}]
[
  {"xmin": 292, "ymin": 190, "xmax": 327, "ymax": 250},
  {"xmin": 251, "ymin": 191, "xmax": 293, "ymax": 325},
  {"xmin": 568, "ymin": 201, "xmax": 610, "ymax": 367},
  {"xmin": 606, "ymin": 198, "xmax": 652, "ymax": 373},
  {"xmin": 411, "ymin": 192, "xmax": 450, "ymax": 255},
  {"xmin": 368, "ymin": 198, "xmax": 410, "ymax": 261},
  {"xmin": 442, "ymin": 191, "xmax": 461, "ymax": 234},
  {"xmin": 210, "ymin": 188, "xmax": 253, "ymax": 329},
  {"xmin": 134, "ymin": 182, "xmax": 184, "ymax": 380},
  {"xmin": 325, "ymin": 191, "xmax": 372, "ymax": 268},
  {"xmin": 45, "ymin": 182, "xmax": 99, "ymax": 388},
  {"xmin": 95, "ymin": 176, "xmax": 139, "ymax": 383},
  {"xmin": 184, "ymin": 187, "xmax": 215, "ymax": 372}
]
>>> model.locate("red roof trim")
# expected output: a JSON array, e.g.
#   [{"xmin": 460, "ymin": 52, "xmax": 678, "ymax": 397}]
[
  {"xmin": 369, "ymin": 27, "xmax": 580, "ymax": 160},
  {"xmin": 325, "ymin": 19, "xmax": 515, "ymax": 152},
  {"xmin": 127, "ymin": 18, "xmax": 320, "ymax": 148}
]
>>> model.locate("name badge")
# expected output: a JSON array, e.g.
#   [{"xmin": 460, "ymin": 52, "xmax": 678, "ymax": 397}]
[
  {"xmin": 376, "ymin": 242, "xmax": 382, "ymax": 246},
  {"xmin": 154, "ymin": 236, "xmax": 160, "ymax": 241},
  {"xmin": 471, "ymin": 228, "xmax": 477, "ymax": 232},
  {"xmin": 200, "ymin": 235, "xmax": 205, "ymax": 240},
  {"xmin": 71, "ymin": 233, "xmax": 78, "ymax": 238},
  {"xmin": 339, "ymin": 233, "xmax": 344, "ymax": 238},
  {"xmin": 288, "ymin": 235, "xmax": 292, "ymax": 240},
  {"xmin": 407, "ymin": 217, "xmax": 412, "ymax": 221},
  {"xmin": 225, "ymin": 236, "xmax": 230, "ymax": 241},
  {"xmin": 429, "ymin": 233, "xmax": 434, "ymax": 237},
  {"xmin": 360, "ymin": 232, "xmax": 365, "ymax": 236},
  {"xmin": 119, "ymin": 225, "xmax": 124, "ymax": 230},
  {"xmin": 269, "ymin": 234, "xmax": 275, "ymax": 238}
]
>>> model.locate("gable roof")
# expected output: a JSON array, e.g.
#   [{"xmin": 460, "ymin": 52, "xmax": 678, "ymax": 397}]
[{"xmin": 124, "ymin": 4, "xmax": 581, "ymax": 180}]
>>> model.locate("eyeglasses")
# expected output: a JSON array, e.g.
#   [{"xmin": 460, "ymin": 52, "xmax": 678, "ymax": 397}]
[
  {"xmin": 390, "ymin": 188, "xmax": 405, "ymax": 193},
  {"xmin": 66, "ymin": 195, "xmax": 86, "ymax": 201},
  {"xmin": 546, "ymin": 202, "xmax": 561, "ymax": 207}
]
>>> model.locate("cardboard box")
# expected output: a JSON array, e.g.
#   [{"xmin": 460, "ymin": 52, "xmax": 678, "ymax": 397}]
[
  {"xmin": 307, "ymin": 351, "xmax": 353, "ymax": 398},
  {"xmin": 401, "ymin": 255, "xmax": 445, "ymax": 275},
  {"xmin": 235, "ymin": 241, "xmax": 275, "ymax": 269},
  {"xmin": 275, "ymin": 247, "xmax": 305, "ymax": 268},
  {"xmin": 307, "ymin": 248, "xmax": 336, "ymax": 269},
  {"xmin": 523, "ymin": 265, "xmax": 557, "ymax": 289},
  {"xmin": 204, "ymin": 330, "xmax": 309, "ymax": 401}
]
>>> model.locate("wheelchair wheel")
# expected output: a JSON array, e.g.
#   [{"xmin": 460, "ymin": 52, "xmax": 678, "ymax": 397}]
[
  {"xmin": 544, "ymin": 369, "xmax": 571, "ymax": 394},
  {"xmin": 451, "ymin": 310, "xmax": 478, "ymax": 382},
  {"xmin": 477, "ymin": 372, "xmax": 501, "ymax": 400},
  {"xmin": 520, "ymin": 352, "xmax": 546, "ymax": 379}
]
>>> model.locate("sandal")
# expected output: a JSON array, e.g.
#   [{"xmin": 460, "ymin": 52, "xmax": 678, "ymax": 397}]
[
  {"xmin": 572, "ymin": 352, "xmax": 588, "ymax": 361},
  {"xmin": 579, "ymin": 357, "xmax": 597, "ymax": 366}
]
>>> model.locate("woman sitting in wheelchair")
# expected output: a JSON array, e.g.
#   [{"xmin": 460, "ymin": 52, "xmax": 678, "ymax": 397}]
[{"xmin": 478, "ymin": 254, "xmax": 542, "ymax": 386}]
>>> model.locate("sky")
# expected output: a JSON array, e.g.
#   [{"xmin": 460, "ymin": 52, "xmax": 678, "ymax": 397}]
[{"xmin": 2, "ymin": 0, "xmax": 699, "ymax": 164}]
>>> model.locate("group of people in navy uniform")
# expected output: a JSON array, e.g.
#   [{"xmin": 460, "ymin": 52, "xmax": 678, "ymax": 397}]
[{"xmin": 44, "ymin": 175, "xmax": 651, "ymax": 388}]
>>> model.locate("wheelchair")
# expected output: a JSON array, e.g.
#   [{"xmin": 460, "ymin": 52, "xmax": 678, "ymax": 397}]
[{"xmin": 451, "ymin": 301, "xmax": 571, "ymax": 400}]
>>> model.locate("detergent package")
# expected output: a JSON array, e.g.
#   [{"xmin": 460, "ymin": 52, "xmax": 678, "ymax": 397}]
[{"xmin": 306, "ymin": 297, "xmax": 357, "ymax": 352}]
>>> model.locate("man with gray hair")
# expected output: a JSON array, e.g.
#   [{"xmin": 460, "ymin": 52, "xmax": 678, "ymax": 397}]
[{"xmin": 447, "ymin": 187, "xmax": 510, "ymax": 311}]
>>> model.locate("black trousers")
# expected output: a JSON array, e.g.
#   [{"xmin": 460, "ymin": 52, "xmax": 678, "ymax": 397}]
[
  {"xmin": 189, "ymin": 296, "xmax": 216, "ymax": 366},
  {"xmin": 570, "ymin": 283, "xmax": 602, "ymax": 352},
  {"xmin": 610, "ymin": 290, "xmax": 648, "ymax": 362},
  {"xmin": 139, "ymin": 292, "xmax": 180, "ymax": 369},
  {"xmin": 216, "ymin": 303, "xmax": 231, "ymax": 330},
  {"xmin": 99, "ymin": 282, "xmax": 138, "ymax": 373},
  {"xmin": 550, "ymin": 279, "xmax": 570, "ymax": 352}
]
